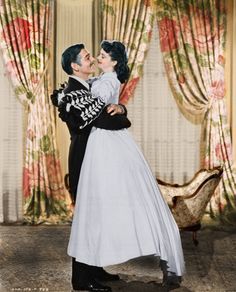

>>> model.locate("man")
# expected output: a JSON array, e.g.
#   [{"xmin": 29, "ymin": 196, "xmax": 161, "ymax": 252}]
[{"xmin": 52, "ymin": 44, "xmax": 130, "ymax": 292}]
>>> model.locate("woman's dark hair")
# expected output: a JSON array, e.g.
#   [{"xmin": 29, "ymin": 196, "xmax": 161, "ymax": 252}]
[
  {"xmin": 101, "ymin": 40, "xmax": 130, "ymax": 84},
  {"xmin": 61, "ymin": 43, "xmax": 85, "ymax": 75}
]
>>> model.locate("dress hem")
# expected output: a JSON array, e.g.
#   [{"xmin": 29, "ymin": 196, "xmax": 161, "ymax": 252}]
[{"xmin": 67, "ymin": 251, "xmax": 184, "ymax": 276}]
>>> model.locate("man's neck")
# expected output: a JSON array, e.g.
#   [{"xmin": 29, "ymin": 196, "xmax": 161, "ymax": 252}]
[
  {"xmin": 70, "ymin": 75, "xmax": 89, "ymax": 90},
  {"xmin": 73, "ymin": 72, "xmax": 89, "ymax": 81}
]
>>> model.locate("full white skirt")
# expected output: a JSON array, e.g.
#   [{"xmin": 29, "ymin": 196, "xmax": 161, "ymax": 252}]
[{"xmin": 68, "ymin": 128, "xmax": 185, "ymax": 276}]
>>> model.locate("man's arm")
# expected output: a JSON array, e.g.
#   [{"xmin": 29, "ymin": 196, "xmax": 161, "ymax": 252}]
[
  {"xmin": 51, "ymin": 85, "xmax": 130, "ymax": 130},
  {"xmin": 93, "ymin": 104, "xmax": 131, "ymax": 130}
]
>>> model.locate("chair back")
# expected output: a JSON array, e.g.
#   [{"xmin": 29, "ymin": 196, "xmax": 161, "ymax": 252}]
[{"xmin": 172, "ymin": 168, "xmax": 223, "ymax": 228}]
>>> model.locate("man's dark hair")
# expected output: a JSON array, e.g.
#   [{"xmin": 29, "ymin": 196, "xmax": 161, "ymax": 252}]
[{"xmin": 61, "ymin": 43, "xmax": 85, "ymax": 75}]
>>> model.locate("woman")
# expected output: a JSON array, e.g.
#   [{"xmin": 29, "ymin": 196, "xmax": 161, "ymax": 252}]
[{"xmin": 67, "ymin": 40, "xmax": 185, "ymax": 288}]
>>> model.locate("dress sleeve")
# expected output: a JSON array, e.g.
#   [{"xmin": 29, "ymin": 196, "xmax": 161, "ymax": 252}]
[{"xmin": 91, "ymin": 76, "xmax": 119, "ymax": 104}]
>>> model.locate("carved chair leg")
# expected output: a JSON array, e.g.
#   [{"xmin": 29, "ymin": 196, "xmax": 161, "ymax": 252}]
[
  {"xmin": 192, "ymin": 231, "xmax": 199, "ymax": 246},
  {"xmin": 181, "ymin": 223, "xmax": 201, "ymax": 246}
]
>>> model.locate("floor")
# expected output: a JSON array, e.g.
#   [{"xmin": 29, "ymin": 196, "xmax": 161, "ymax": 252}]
[{"xmin": 0, "ymin": 223, "xmax": 236, "ymax": 292}]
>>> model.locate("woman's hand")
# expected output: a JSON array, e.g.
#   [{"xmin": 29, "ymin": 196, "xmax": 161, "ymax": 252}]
[{"xmin": 106, "ymin": 104, "xmax": 125, "ymax": 116}]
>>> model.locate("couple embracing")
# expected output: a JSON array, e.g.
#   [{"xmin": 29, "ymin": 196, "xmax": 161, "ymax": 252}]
[{"xmin": 52, "ymin": 40, "xmax": 185, "ymax": 292}]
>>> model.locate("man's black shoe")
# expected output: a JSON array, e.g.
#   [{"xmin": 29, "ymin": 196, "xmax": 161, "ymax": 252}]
[
  {"xmin": 91, "ymin": 267, "xmax": 120, "ymax": 282},
  {"xmin": 73, "ymin": 278, "xmax": 112, "ymax": 291},
  {"xmin": 162, "ymin": 274, "xmax": 181, "ymax": 290}
]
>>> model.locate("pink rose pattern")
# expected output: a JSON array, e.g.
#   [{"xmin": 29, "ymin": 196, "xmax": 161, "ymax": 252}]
[
  {"xmin": 181, "ymin": 7, "xmax": 218, "ymax": 54},
  {"xmin": 23, "ymin": 154, "xmax": 64, "ymax": 201},
  {"xmin": 157, "ymin": 2, "xmax": 236, "ymax": 217},
  {"xmin": 27, "ymin": 129, "xmax": 36, "ymax": 141},
  {"xmin": 2, "ymin": 17, "xmax": 31, "ymax": 52},
  {"xmin": 215, "ymin": 143, "xmax": 232, "ymax": 163},
  {"xmin": 5, "ymin": 60, "xmax": 23, "ymax": 78},
  {"xmin": 159, "ymin": 17, "xmax": 179, "ymax": 52},
  {"xmin": 0, "ymin": 2, "xmax": 68, "ymax": 223},
  {"xmin": 120, "ymin": 77, "xmax": 140, "ymax": 104},
  {"xmin": 218, "ymin": 55, "xmax": 225, "ymax": 66},
  {"xmin": 144, "ymin": 0, "xmax": 151, "ymax": 7},
  {"xmin": 23, "ymin": 167, "xmax": 31, "ymax": 198},
  {"xmin": 210, "ymin": 79, "xmax": 225, "ymax": 100}
]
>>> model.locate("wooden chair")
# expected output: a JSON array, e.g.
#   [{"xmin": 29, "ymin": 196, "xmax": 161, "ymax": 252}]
[{"xmin": 158, "ymin": 167, "xmax": 223, "ymax": 245}]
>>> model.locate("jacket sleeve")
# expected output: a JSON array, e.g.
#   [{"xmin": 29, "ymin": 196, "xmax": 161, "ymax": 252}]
[
  {"xmin": 93, "ymin": 105, "xmax": 131, "ymax": 130},
  {"xmin": 51, "ymin": 80, "xmax": 131, "ymax": 131},
  {"xmin": 51, "ymin": 87, "xmax": 105, "ymax": 129}
]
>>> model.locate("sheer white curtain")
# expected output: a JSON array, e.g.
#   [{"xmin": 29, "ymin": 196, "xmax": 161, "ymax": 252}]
[
  {"xmin": 0, "ymin": 54, "xmax": 23, "ymax": 223},
  {"xmin": 127, "ymin": 24, "xmax": 201, "ymax": 184}
]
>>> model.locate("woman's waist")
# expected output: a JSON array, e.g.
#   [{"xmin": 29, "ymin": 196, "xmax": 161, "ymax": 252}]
[
  {"xmin": 93, "ymin": 111, "xmax": 131, "ymax": 130},
  {"xmin": 91, "ymin": 126, "xmax": 128, "ymax": 133}
]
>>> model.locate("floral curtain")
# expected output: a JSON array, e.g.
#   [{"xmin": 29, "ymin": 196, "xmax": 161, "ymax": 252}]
[
  {"xmin": 102, "ymin": 0, "xmax": 153, "ymax": 104},
  {"xmin": 156, "ymin": 0, "xmax": 236, "ymax": 218},
  {"xmin": 0, "ymin": 0, "xmax": 69, "ymax": 224}
]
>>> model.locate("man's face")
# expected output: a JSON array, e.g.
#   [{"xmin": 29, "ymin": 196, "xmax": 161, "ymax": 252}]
[{"xmin": 72, "ymin": 48, "xmax": 95, "ymax": 77}]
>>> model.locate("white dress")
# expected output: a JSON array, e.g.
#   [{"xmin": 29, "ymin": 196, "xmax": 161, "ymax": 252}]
[{"xmin": 67, "ymin": 72, "xmax": 185, "ymax": 276}]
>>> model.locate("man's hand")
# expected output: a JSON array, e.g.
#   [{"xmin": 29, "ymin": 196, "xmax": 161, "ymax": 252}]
[{"xmin": 107, "ymin": 104, "xmax": 125, "ymax": 116}]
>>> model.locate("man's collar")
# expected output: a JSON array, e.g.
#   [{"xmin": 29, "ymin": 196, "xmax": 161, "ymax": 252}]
[{"xmin": 69, "ymin": 75, "xmax": 89, "ymax": 90}]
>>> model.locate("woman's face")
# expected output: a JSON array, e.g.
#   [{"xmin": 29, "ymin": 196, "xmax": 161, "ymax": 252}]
[{"xmin": 97, "ymin": 49, "xmax": 117, "ymax": 72}]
